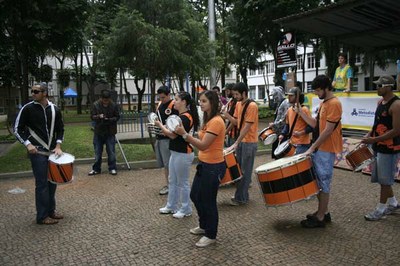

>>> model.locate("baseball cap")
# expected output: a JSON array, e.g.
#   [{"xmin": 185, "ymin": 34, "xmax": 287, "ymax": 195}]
[
  {"xmin": 101, "ymin": 89, "xmax": 111, "ymax": 98},
  {"xmin": 373, "ymin": 75, "xmax": 395, "ymax": 86},
  {"xmin": 286, "ymin": 87, "xmax": 301, "ymax": 95}
]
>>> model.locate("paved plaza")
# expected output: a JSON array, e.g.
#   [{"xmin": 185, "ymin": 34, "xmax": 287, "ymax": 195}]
[{"xmin": 0, "ymin": 155, "xmax": 399, "ymax": 265}]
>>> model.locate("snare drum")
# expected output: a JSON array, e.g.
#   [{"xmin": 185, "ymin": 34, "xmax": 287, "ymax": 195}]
[
  {"xmin": 147, "ymin": 112, "xmax": 159, "ymax": 124},
  {"xmin": 274, "ymin": 140, "xmax": 296, "ymax": 159},
  {"xmin": 48, "ymin": 153, "xmax": 75, "ymax": 184},
  {"xmin": 345, "ymin": 145, "xmax": 374, "ymax": 172},
  {"xmin": 220, "ymin": 149, "xmax": 242, "ymax": 186},
  {"xmin": 255, "ymin": 154, "xmax": 319, "ymax": 206},
  {"xmin": 258, "ymin": 127, "xmax": 277, "ymax": 145},
  {"xmin": 165, "ymin": 115, "xmax": 182, "ymax": 132}
]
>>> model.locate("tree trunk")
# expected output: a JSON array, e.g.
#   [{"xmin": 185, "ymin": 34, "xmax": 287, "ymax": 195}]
[{"xmin": 122, "ymin": 71, "xmax": 131, "ymax": 111}]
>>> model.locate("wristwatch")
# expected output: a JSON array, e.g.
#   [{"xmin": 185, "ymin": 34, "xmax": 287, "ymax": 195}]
[{"xmin": 182, "ymin": 133, "xmax": 189, "ymax": 140}]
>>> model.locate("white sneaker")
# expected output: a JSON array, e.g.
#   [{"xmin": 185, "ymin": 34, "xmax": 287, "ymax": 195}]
[
  {"xmin": 110, "ymin": 169, "xmax": 117, "ymax": 175},
  {"xmin": 159, "ymin": 207, "xmax": 175, "ymax": 214},
  {"xmin": 364, "ymin": 209, "xmax": 385, "ymax": 221},
  {"xmin": 172, "ymin": 211, "xmax": 192, "ymax": 219},
  {"xmin": 195, "ymin": 236, "xmax": 216, "ymax": 247},
  {"xmin": 385, "ymin": 204, "xmax": 400, "ymax": 215},
  {"xmin": 190, "ymin": 226, "xmax": 205, "ymax": 235}
]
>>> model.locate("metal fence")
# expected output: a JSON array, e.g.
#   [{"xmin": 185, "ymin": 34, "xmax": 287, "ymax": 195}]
[{"xmin": 117, "ymin": 111, "xmax": 150, "ymax": 137}]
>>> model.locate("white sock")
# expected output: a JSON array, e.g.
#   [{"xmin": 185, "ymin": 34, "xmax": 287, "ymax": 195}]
[
  {"xmin": 377, "ymin": 203, "xmax": 387, "ymax": 213},
  {"xmin": 387, "ymin": 196, "xmax": 398, "ymax": 207}
]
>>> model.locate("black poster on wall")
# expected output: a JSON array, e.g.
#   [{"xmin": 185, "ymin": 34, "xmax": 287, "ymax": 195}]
[{"xmin": 276, "ymin": 32, "xmax": 297, "ymax": 69}]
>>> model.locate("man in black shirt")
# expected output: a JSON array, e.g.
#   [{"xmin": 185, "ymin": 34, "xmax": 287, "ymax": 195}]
[
  {"xmin": 89, "ymin": 90, "xmax": 120, "ymax": 176},
  {"xmin": 155, "ymin": 86, "xmax": 179, "ymax": 195}
]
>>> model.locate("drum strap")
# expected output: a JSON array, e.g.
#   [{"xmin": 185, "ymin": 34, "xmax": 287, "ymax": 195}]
[
  {"xmin": 237, "ymin": 99, "xmax": 254, "ymax": 136},
  {"xmin": 288, "ymin": 113, "xmax": 299, "ymax": 139},
  {"xmin": 28, "ymin": 104, "xmax": 56, "ymax": 151}
]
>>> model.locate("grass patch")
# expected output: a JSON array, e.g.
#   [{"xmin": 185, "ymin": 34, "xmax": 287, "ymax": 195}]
[{"xmin": 0, "ymin": 124, "xmax": 155, "ymax": 173}]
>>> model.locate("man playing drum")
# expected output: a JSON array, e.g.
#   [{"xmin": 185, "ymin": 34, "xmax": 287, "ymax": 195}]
[
  {"xmin": 296, "ymin": 75, "xmax": 343, "ymax": 228},
  {"xmin": 223, "ymin": 82, "xmax": 258, "ymax": 206},
  {"xmin": 14, "ymin": 83, "xmax": 65, "ymax": 225},
  {"xmin": 361, "ymin": 75, "xmax": 400, "ymax": 221},
  {"xmin": 278, "ymin": 87, "xmax": 312, "ymax": 155}
]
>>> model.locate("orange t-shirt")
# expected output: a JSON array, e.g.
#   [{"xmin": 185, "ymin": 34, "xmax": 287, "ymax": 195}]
[
  {"xmin": 233, "ymin": 101, "xmax": 258, "ymax": 143},
  {"xmin": 286, "ymin": 106, "xmax": 311, "ymax": 145},
  {"xmin": 198, "ymin": 116, "xmax": 225, "ymax": 164},
  {"xmin": 317, "ymin": 97, "xmax": 343, "ymax": 153}
]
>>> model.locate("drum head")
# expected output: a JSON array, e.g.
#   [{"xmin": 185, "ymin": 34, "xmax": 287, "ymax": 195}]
[
  {"xmin": 264, "ymin": 133, "xmax": 277, "ymax": 145},
  {"xmin": 274, "ymin": 140, "xmax": 290, "ymax": 156},
  {"xmin": 48, "ymin": 153, "xmax": 75, "ymax": 164},
  {"xmin": 147, "ymin": 112, "xmax": 158, "ymax": 124},
  {"xmin": 166, "ymin": 115, "xmax": 182, "ymax": 132}
]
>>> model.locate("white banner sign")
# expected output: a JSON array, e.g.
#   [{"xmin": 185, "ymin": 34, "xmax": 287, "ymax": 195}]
[{"xmin": 305, "ymin": 92, "xmax": 400, "ymax": 131}]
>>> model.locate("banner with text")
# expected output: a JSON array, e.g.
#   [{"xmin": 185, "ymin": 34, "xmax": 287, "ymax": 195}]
[
  {"xmin": 303, "ymin": 92, "xmax": 400, "ymax": 131},
  {"xmin": 276, "ymin": 32, "xmax": 297, "ymax": 69}
]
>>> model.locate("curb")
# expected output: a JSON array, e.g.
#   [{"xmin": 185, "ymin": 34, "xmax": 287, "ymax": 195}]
[{"xmin": 0, "ymin": 149, "xmax": 271, "ymax": 180}]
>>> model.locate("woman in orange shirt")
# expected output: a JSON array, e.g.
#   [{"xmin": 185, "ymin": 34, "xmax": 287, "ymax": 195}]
[{"xmin": 175, "ymin": 90, "xmax": 226, "ymax": 248}]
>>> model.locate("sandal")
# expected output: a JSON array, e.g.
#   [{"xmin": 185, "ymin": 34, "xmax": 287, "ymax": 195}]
[
  {"xmin": 38, "ymin": 217, "xmax": 59, "ymax": 225},
  {"xmin": 49, "ymin": 212, "xmax": 64, "ymax": 219}
]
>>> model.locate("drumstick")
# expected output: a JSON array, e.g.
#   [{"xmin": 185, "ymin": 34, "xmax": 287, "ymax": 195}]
[
  {"xmin": 36, "ymin": 151, "xmax": 51, "ymax": 156},
  {"xmin": 296, "ymin": 89, "xmax": 300, "ymax": 109}
]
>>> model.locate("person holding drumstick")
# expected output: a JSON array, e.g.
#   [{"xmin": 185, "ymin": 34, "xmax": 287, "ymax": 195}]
[
  {"xmin": 155, "ymin": 92, "xmax": 199, "ymax": 219},
  {"xmin": 295, "ymin": 75, "xmax": 343, "ymax": 228},
  {"xmin": 14, "ymin": 83, "xmax": 65, "ymax": 225},
  {"xmin": 278, "ymin": 87, "xmax": 312, "ymax": 155},
  {"xmin": 361, "ymin": 75, "xmax": 400, "ymax": 221},
  {"xmin": 223, "ymin": 82, "xmax": 258, "ymax": 206},
  {"xmin": 175, "ymin": 90, "xmax": 226, "ymax": 247}
]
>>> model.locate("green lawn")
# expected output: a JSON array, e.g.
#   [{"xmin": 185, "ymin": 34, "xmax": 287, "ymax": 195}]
[{"xmin": 0, "ymin": 124, "xmax": 155, "ymax": 173}]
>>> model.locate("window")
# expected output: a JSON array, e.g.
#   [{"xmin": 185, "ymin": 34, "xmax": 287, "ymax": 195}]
[
  {"xmin": 258, "ymin": 85, "xmax": 265, "ymax": 99},
  {"xmin": 297, "ymin": 55, "xmax": 304, "ymax": 70},
  {"xmin": 355, "ymin": 54, "xmax": 362, "ymax": 64},
  {"xmin": 266, "ymin": 60, "xmax": 274, "ymax": 73},
  {"xmin": 307, "ymin": 53, "xmax": 315, "ymax": 69},
  {"xmin": 258, "ymin": 66, "xmax": 265, "ymax": 75},
  {"xmin": 249, "ymin": 86, "xmax": 256, "ymax": 99},
  {"xmin": 249, "ymin": 69, "xmax": 256, "ymax": 76}
]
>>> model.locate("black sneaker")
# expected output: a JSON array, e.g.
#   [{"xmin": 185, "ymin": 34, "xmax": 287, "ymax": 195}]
[
  {"xmin": 301, "ymin": 215, "xmax": 325, "ymax": 228},
  {"xmin": 306, "ymin": 212, "xmax": 331, "ymax": 223}
]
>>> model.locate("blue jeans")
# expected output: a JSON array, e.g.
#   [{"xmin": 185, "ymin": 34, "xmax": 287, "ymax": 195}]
[
  {"xmin": 191, "ymin": 161, "xmax": 226, "ymax": 239},
  {"xmin": 371, "ymin": 152, "xmax": 400, "ymax": 185},
  {"xmin": 92, "ymin": 134, "xmax": 116, "ymax": 172},
  {"xmin": 234, "ymin": 142, "xmax": 258, "ymax": 203},
  {"xmin": 295, "ymin": 144, "xmax": 311, "ymax": 155},
  {"xmin": 29, "ymin": 153, "xmax": 57, "ymax": 223},
  {"xmin": 312, "ymin": 150, "xmax": 335, "ymax": 193},
  {"xmin": 165, "ymin": 151, "xmax": 194, "ymax": 214}
]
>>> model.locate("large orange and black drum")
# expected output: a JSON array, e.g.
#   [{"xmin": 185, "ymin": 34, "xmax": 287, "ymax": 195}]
[
  {"xmin": 345, "ymin": 145, "xmax": 374, "ymax": 172},
  {"xmin": 48, "ymin": 153, "xmax": 75, "ymax": 184},
  {"xmin": 255, "ymin": 154, "xmax": 319, "ymax": 206},
  {"xmin": 220, "ymin": 149, "xmax": 242, "ymax": 186}
]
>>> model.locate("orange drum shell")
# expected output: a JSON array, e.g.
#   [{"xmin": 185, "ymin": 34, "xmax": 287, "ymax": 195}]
[
  {"xmin": 345, "ymin": 146, "xmax": 374, "ymax": 170},
  {"xmin": 220, "ymin": 151, "xmax": 242, "ymax": 186},
  {"xmin": 256, "ymin": 156, "xmax": 319, "ymax": 206},
  {"xmin": 48, "ymin": 162, "xmax": 74, "ymax": 184}
]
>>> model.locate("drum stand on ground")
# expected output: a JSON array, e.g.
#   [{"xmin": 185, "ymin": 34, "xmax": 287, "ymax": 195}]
[{"xmin": 116, "ymin": 135, "xmax": 131, "ymax": 170}]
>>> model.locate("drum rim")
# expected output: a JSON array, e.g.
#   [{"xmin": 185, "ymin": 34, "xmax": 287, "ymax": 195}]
[
  {"xmin": 274, "ymin": 139, "xmax": 291, "ymax": 155},
  {"xmin": 255, "ymin": 154, "xmax": 309, "ymax": 173},
  {"xmin": 48, "ymin": 152, "xmax": 75, "ymax": 163},
  {"xmin": 263, "ymin": 134, "xmax": 277, "ymax": 145}
]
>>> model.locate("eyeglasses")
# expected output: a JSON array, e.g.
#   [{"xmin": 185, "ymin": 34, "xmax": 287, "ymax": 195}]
[
  {"xmin": 377, "ymin": 84, "xmax": 394, "ymax": 88},
  {"xmin": 31, "ymin": 90, "xmax": 44, "ymax": 94}
]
